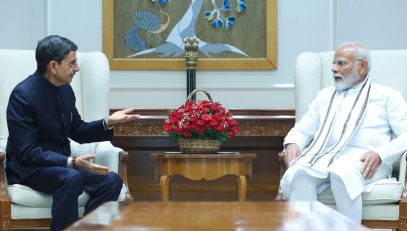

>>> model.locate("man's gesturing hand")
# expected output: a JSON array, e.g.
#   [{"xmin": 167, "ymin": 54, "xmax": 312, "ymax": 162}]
[
  {"xmin": 106, "ymin": 108, "xmax": 140, "ymax": 126},
  {"xmin": 360, "ymin": 151, "xmax": 382, "ymax": 180},
  {"xmin": 74, "ymin": 154, "xmax": 111, "ymax": 175}
]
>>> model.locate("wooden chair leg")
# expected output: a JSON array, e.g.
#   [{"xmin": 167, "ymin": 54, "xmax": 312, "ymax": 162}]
[
  {"xmin": 119, "ymin": 151, "xmax": 133, "ymax": 201},
  {"xmin": 0, "ymin": 151, "xmax": 11, "ymax": 230}
]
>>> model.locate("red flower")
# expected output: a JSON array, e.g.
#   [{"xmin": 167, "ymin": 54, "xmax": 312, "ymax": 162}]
[
  {"xmin": 201, "ymin": 114, "xmax": 212, "ymax": 121},
  {"xmin": 163, "ymin": 99, "xmax": 238, "ymax": 143},
  {"xmin": 209, "ymin": 119, "xmax": 218, "ymax": 126},
  {"xmin": 197, "ymin": 120, "xmax": 205, "ymax": 126}
]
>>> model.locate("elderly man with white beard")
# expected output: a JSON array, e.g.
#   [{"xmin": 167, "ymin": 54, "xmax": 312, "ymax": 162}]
[{"xmin": 279, "ymin": 42, "xmax": 407, "ymax": 223}]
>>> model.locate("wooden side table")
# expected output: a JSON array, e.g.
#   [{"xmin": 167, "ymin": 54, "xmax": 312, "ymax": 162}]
[{"xmin": 150, "ymin": 153, "xmax": 257, "ymax": 201}]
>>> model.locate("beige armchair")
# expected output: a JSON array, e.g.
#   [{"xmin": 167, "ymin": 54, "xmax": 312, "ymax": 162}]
[
  {"xmin": 0, "ymin": 49, "xmax": 132, "ymax": 230},
  {"xmin": 279, "ymin": 50, "xmax": 407, "ymax": 230}
]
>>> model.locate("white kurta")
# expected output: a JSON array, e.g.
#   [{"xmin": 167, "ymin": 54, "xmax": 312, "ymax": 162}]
[{"xmin": 281, "ymin": 82, "xmax": 407, "ymax": 200}]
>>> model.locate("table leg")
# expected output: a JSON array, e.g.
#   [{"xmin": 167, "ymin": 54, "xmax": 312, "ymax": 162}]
[
  {"xmin": 160, "ymin": 175, "xmax": 171, "ymax": 202},
  {"xmin": 236, "ymin": 175, "xmax": 247, "ymax": 201}
]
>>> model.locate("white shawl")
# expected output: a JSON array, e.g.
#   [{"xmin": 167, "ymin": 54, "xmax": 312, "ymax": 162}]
[{"xmin": 292, "ymin": 76, "xmax": 371, "ymax": 167}]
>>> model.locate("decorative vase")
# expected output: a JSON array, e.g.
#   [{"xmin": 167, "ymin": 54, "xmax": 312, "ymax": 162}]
[{"xmin": 178, "ymin": 138, "xmax": 221, "ymax": 153}]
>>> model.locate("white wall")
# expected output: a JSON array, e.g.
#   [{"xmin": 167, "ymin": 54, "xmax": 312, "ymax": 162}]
[
  {"xmin": 0, "ymin": 0, "xmax": 47, "ymax": 49},
  {"xmin": 1, "ymin": 0, "xmax": 406, "ymax": 109},
  {"xmin": 334, "ymin": 0, "xmax": 407, "ymax": 49}
]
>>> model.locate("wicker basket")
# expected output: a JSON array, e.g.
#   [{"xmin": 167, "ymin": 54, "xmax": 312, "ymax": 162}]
[
  {"xmin": 178, "ymin": 138, "xmax": 220, "ymax": 153},
  {"xmin": 187, "ymin": 88, "xmax": 213, "ymax": 101},
  {"xmin": 176, "ymin": 89, "xmax": 222, "ymax": 153}
]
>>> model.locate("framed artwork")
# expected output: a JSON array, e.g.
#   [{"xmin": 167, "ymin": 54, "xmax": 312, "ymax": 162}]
[{"xmin": 103, "ymin": 0, "xmax": 277, "ymax": 70}]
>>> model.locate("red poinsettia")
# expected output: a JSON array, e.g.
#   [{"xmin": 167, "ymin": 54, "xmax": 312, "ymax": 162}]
[{"xmin": 163, "ymin": 99, "xmax": 238, "ymax": 143}]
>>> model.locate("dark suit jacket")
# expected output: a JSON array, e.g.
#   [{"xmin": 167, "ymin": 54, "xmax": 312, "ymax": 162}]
[{"xmin": 6, "ymin": 70, "xmax": 113, "ymax": 184}]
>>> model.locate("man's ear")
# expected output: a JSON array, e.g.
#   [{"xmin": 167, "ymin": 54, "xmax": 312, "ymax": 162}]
[
  {"xmin": 359, "ymin": 59, "xmax": 368, "ymax": 76},
  {"xmin": 48, "ymin": 60, "xmax": 58, "ymax": 75}
]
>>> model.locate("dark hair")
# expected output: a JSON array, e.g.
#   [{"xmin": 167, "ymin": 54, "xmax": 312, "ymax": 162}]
[{"xmin": 35, "ymin": 35, "xmax": 78, "ymax": 73}]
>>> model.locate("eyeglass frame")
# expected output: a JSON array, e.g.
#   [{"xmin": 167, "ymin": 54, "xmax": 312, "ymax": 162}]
[
  {"xmin": 60, "ymin": 59, "xmax": 78, "ymax": 69},
  {"xmin": 332, "ymin": 58, "xmax": 363, "ymax": 68}
]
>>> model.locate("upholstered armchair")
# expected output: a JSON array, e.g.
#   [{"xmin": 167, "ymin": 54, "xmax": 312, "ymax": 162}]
[
  {"xmin": 0, "ymin": 49, "xmax": 132, "ymax": 230},
  {"xmin": 279, "ymin": 50, "xmax": 407, "ymax": 230}
]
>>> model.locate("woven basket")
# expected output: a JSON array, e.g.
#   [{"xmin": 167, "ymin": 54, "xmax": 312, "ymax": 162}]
[
  {"xmin": 187, "ymin": 88, "xmax": 213, "ymax": 101},
  {"xmin": 178, "ymin": 89, "xmax": 221, "ymax": 153},
  {"xmin": 178, "ymin": 138, "xmax": 220, "ymax": 153}
]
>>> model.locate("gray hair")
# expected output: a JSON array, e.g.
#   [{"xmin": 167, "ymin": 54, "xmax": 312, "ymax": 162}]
[
  {"xmin": 337, "ymin": 41, "xmax": 371, "ymax": 72},
  {"xmin": 35, "ymin": 35, "xmax": 78, "ymax": 73}
]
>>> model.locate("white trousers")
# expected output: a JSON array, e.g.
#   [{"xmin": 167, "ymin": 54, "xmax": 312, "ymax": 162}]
[{"xmin": 288, "ymin": 169, "xmax": 362, "ymax": 223}]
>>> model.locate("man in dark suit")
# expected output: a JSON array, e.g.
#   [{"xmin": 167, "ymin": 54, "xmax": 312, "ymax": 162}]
[{"xmin": 6, "ymin": 35, "xmax": 139, "ymax": 231}]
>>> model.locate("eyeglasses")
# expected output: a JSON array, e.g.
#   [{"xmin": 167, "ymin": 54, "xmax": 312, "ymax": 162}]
[
  {"xmin": 61, "ymin": 60, "xmax": 78, "ymax": 68},
  {"xmin": 332, "ymin": 59, "xmax": 363, "ymax": 68}
]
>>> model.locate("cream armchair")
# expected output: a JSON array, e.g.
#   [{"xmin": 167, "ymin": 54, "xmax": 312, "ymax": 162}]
[
  {"xmin": 279, "ymin": 50, "xmax": 407, "ymax": 230},
  {"xmin": 0, "ymin": 49, "xmax": 132, "ymax": 230}
]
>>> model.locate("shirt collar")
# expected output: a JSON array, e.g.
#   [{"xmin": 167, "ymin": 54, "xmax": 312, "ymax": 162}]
[{"xmin": 35, "ymin": 70, "xmax": 60, "ymax": 92}]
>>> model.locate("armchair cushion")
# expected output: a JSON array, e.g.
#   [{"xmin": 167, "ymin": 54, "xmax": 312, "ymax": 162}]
[
  {"xmin": 318, "ymin": 178, "xmax": 403, "ymax": 205},
  {"xmin": 8, "ymin": 184, "xmax": 90, "ymax": 208},
  {"xmin": 10, "ymin": 204, "xmax": 85, "ymax": 220}
]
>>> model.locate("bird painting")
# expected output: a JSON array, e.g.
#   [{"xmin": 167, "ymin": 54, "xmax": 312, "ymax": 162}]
[
  {"xmin": 125, "ymin": 9, "xmax": 170, "ymax": 52},
  {"xmin": 127, "ymin": 0, "xmax": 249, "ymax": 58}
]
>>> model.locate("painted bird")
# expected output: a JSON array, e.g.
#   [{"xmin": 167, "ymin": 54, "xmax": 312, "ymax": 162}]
[{"xmin": 125, "ymin": 9, "xmax": 170, "ymax": 52}]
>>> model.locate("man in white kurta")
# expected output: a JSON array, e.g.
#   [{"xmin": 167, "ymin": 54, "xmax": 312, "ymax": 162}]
[{"xmin": 280, "ymin": 42, "xmax": 407, "ymax": 223}]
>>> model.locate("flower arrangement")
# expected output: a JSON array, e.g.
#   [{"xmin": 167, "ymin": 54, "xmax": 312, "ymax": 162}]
[{"xmin": 163, "ymin": 94, "xmax": 238, "ymax": 144}]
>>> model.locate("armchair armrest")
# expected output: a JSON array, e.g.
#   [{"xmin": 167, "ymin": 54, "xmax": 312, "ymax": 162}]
[
  {"xmin": 399, "ymin": 153, "xmax": 407, "ymax": 222},
  {"xmin": 276, "ymin": 151, "xmax": 288, "ymax": 201},
  {"xmin": 0, "ymin": 151, "xmax": 11, "ymax": 228},
  {"xmin": 94, "ymin": 142, "xmax": 133, "ymax": 202},
  {"xmin": 277, "ymin": 151, "xmax": 288, "ymax": 179}
]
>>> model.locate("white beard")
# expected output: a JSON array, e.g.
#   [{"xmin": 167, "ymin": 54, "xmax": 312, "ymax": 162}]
[{"xmin": 334, "ymin": 66, "xmax": 360, "ymax": 90}]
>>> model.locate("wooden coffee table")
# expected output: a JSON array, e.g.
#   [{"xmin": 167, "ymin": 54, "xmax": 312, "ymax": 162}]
[{"xmin": 66, "ymin": 201, "xmax": 370, "ymax": 230}]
